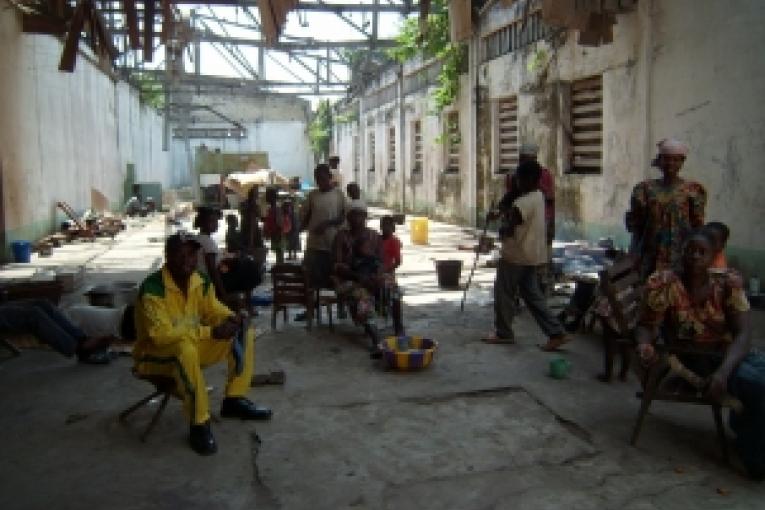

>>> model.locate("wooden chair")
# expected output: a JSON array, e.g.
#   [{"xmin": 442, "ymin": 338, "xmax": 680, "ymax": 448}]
[
  {"xmin": 597, "ymin": 255, "xmax": 639, "ymax": 382},
  {"xmin": 630, "ymin": 345, "xmax": 732, "ymax": 464},
  {"xmin": 119, "ymin": 372, "xmax": 177, "ymax": 442},
  {"xmin": 271, "ymin": 264, "xmax": 314, "ymax": 330},
  {"xmin": 314, "ymin": 288, "xmax": 337, "ymax": 330}
]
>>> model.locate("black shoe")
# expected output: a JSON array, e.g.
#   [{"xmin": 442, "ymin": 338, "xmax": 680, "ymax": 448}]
[
  {"xmin": 77, "ymin": 348, "xmax": 111, "ymax": 365},
  {"xmin": 220, "ymin": 397, "xmax": 273, "ymax": 420},
  {"xmin": 369, "ymin": 344, "xmax": 383, "ymax": 359},
  {"xmin": 189, "ymin": 421, "xmax": 217, "ymax": 456}
]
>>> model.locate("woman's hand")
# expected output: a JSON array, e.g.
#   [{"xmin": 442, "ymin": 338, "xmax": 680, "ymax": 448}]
[
  {"xmin": 705, "ymin": 370, "xmax": 729, "ymax": 402},
  {"xmin": 636, "ymin": 343, "xmax": 657, "ymax": 365}
]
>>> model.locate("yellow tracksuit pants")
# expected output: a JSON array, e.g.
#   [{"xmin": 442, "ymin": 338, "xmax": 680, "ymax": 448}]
[{"xmin": 134, "ymin": 328, "xmax": 255, "ymax": 424}]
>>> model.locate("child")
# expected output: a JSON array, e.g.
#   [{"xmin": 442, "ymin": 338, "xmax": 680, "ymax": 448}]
[
  {"xmin": 263, "ymin": 187, "xmax": 291, "ymax": 264},
  {"xmin": 283, "ymin": 200, "xmax": 301, "ymax": 261},
  {"xmin": 380, "ymin": 215, "xmax": 402, "ymax": 273},
  {"xmin": 225, "ymin": 213, "xmax": 242, "ymax": 255},
  {"xmin": 703, "ymin": 221, "xmax": 729, "ymax": 269},
  {"xmin": 352, "ymin": 237, "xmax": 382, "ymax": 281}
]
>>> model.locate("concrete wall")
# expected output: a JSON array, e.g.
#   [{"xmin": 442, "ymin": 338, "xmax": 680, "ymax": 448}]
[
  {"xmin": 332, "ymin": 0, "xmax": 765, "ymax": 279},
  {"xmin": 170, "ymin": 93, "xmax": 313, "ymax": 185},
  {"xmin": 0, "ymin": 5, "xmax": 171, "ymax": 256},
  {"xmin": 647, "ymin": 0, "xmax": 765, "ymax": 278}
]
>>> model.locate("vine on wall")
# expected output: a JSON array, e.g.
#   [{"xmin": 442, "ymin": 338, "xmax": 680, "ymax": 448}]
[{"xmin": 387, "ymin": 0, "xmax": 465, "ymax": 113}]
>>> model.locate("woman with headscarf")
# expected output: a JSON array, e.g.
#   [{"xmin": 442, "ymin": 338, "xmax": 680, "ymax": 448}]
[{"xmin": 628, "ymin": 138, "xmax": 707, "ymax": 279}]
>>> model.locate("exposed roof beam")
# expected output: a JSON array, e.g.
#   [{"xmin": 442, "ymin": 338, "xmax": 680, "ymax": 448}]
[{"xmin": 169, "ymin": 1, "xmax": 413, "ymax": 13}]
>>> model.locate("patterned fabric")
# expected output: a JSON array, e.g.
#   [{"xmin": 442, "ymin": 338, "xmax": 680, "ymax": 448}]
[
  {"xmin": 638, "ymin": 269, "xmax": 750, "ymax": 346},
  {"xmin": 630, "ymin": 178, "xmax": 706, "ymax": 278}
]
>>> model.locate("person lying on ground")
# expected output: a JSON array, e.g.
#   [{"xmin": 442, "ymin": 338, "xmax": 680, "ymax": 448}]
[
  {"xmin": 333, "ymin": 204, "xmax": 405, "ymax": 358},
  {"xmin": 635, "ymin": 229, "xmax": 764, "ymax": 480},
  {"xmin": 0, "ymin": 298, "xmax": 134, "ymax": 364},
  {"xmin": 483, "ymin": 160, "xmax": 568, "ymax": 350},
  {"xmin": 703, "ymin": 221, "xmax": 730, "ymax": 270},
  {"xmin": 133, "ymin": 232, "xmax": 271, "ymax": 456}
]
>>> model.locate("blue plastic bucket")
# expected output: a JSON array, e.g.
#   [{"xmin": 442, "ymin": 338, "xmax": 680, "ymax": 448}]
[{"xmin": 11, "ymin": 241, "xmax": 32, "ymax": 263}]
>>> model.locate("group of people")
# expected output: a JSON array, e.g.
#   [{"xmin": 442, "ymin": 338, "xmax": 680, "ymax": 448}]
[
  {"xmin": 125, "ymin": 157, "xmax": 407, "ymax": 455},
  {"xmin": 483, "ymin": 137, "xmax": 763, "ymax": 480}
]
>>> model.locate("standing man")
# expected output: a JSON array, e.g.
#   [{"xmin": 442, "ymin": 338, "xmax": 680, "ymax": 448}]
[
  {"xmin": 483, "ymin": 160, "xmax": 568, "ymax": 350},
  {"xmin": 300, "ymin": 163, "xmax": 347, "ymax": 293},
  {"xmin": 328, "ymin": 155, "xmax": 343, "ymax": 189},
  {"xmin": 133, "ymin": 233, "xmax": 271, "ymax": 456}
]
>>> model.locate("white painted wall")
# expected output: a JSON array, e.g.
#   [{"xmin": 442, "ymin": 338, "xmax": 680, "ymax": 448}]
[
  {"xmin": 648, "ymin": 0, "xmax": 765, "ymax": 276},
  {"xmin": 171, "ymin": 120, "xmax": 313, "ymax": 186},
  {"xmin": 0, "ymin": 6, "xmax": 171, "ymax": 251}
]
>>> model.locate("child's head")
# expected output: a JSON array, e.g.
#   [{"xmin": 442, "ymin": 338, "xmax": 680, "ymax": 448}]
[
  {"xmin": 225, "ymin": 213, "xmax": 238, "ymax": 229},
  {"xmin": 346, "ymin": 182, "xmax": 361, "ymax": 200},
  {"xmin": 703, "ymin": 221, "xmax": 730, "ymax": 254},
  {"xmin": 380, "ymin": 216, "xmax": 396, "ymax": 238},
  {"xmin": 354, "ymin": 237, "xmax": 374, "ymax": 258},
  {"xmin": 265, "ymin": 186, "xmax": 278, "ymax": 204},
  {"xmin": 194, "ymin": 206, "xmax": 222, "ymax": 234}
]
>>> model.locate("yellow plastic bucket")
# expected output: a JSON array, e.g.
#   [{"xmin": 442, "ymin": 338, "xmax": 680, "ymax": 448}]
[{"xmin": 410, "ymin": 217, "xmax": 429, "ymax": 245}]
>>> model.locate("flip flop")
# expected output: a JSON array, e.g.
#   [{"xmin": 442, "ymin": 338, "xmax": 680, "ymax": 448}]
[
  {"xmin": 481, "ymin": 335, "xmax": 515, "ymax": 344},
  {"xmin": 539, "ymin": 335, "xmax": 572, "ymax": 352}
]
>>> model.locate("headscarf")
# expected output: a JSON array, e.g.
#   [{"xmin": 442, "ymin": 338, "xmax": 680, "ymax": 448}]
[{"xmin": 657, "ymin": 138, "xmax": 689, "ymax": 157}]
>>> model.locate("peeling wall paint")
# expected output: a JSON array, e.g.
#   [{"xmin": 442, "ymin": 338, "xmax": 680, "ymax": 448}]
[{"xmin": 336, "ymin": 0, "xmax": 765, "ymax": 278}]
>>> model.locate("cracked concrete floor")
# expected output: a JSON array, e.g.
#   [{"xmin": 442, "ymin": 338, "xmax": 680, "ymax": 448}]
[{"xmin": 1, "ymin": 211, "xmax": 764, "ymax": 509}]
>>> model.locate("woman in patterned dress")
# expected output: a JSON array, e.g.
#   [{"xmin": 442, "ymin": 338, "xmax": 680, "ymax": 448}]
[
  {"xmin": 636, "ymin": 230, "xmax": 765, "ymax": 480},
  {"xmin": 628, "ymin": 139, "xmax": 707, "ymax": 279}
]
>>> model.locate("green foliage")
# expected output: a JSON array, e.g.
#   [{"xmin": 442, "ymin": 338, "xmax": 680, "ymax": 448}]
[
  {"xmin": 335, "ymin": 109, "xmax": 358, "ymax": 125},
  {"xmin": 309, "ymin": 100, "xmax": 333, "ymax": 160},
  {"xmin": 386, "ymin": 0, "xmax": 465, "ymax": 113},
  {"xmin": 134, "ymin": 73, "xmax": 165, "ymax": 109}
]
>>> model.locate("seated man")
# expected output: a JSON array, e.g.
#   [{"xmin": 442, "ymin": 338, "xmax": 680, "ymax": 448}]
[
  {"xmin": 333, "ymin": 204, "xmax": 404, "ymax": 358},
  {"xmin": 635, "ymin": 230, "xmax": 765, "ymax": 480},
  {"xmin": 133, "ymin": 232, "xmax": 271, "ymax": 456}
]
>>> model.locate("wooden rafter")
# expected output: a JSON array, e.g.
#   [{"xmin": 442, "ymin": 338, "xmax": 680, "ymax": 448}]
[
  {"xmin": 124, "ymin": 0, "xmax": 140, "ymax": 49},
  {"xmin": 144, "ymin": 0, "xmax": 156, "ymax": 62},
  {"xmin": 59, "ymin": 0, "xmax": 89, "ymax": 71}
]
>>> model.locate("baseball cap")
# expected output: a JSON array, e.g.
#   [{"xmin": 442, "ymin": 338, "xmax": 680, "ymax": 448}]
[{"xmin": 165, "ymin": 231, "xmax": 202, "ymax": 252}]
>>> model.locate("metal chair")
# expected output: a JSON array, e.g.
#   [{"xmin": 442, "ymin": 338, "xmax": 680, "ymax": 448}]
[{"xmin": 119, "ymin": 372, "xmax": 177, "ymax": 442}]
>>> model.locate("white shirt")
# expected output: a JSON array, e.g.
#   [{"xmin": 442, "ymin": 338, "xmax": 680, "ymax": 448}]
[
  {"xmin": 501, "ymin": 190, "xmax": 548, "ymax": 265},
  {"xmin": 195, "ymin": 233, "xmax": 220, "ymax": 276},
  {"xmin": 65, "ymin": 305, "xmax": 126, "ymax": 339}
]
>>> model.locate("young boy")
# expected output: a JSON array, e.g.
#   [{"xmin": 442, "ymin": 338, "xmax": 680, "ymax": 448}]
[
  {"xmin": 380, "ymin": 215, "xmax": 402, "ymax": 273},
  {"xmin": 703, "ymin": 221, "xmax": 729, "ymax": 269},
  {"xmin": 263, "ymin": 187, "xmax": 291, "ymax": 264},
  {"xmin": 483, "ymin": 160, "xmax": 567, "ymax": 349},
  {"xmin": 283, "ymin": 200, "xmax": 301, "ymax": 261}
]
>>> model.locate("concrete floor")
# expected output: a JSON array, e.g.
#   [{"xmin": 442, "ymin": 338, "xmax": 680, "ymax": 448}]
[{"xmin": 0, "ymin": 211, "xmax": 763, "ymax": 510}]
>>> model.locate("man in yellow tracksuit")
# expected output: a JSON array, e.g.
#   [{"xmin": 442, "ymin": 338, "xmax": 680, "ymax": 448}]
[{"xmin": 133, "ymin": 232, "xmax": 271, "ymax": 455}]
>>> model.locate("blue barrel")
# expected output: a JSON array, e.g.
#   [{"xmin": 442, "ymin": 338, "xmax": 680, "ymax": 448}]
[{"xmin": 11, "ymin": 241, "xmax": 32, "ymax": 263}]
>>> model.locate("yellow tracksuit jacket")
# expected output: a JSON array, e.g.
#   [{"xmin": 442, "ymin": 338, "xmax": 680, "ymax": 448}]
[{"xmin": 133, "ymin": 266, "xmax": 254, "ymax": 424}]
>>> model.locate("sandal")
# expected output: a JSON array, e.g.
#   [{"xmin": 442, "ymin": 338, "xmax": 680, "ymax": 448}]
[
  {"xmin": 481, "ymin": 334, "xmax": 515, "ymax": 344},
  {"xmin": 539, "ymin": 335, "xmax": 572, "ymax": 352}
]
